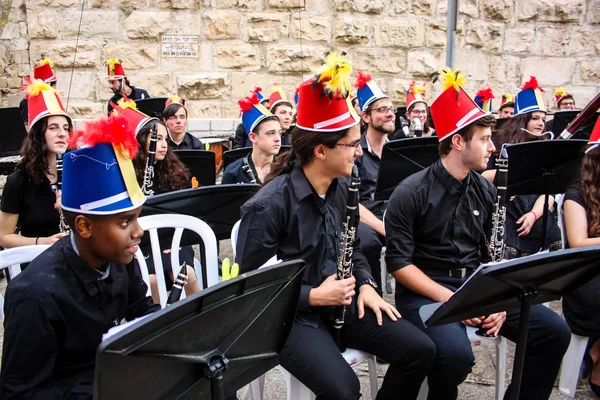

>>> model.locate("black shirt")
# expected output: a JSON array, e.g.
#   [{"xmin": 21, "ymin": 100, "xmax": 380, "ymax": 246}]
[
  {"xmin": 354, "ymin": 134, "xmax": 386, "ymax": 218},
  {"xmin": 168, "ymin": 132, "xmax": 204, "ymax": 150},
  {"xmin": 385, "ymin": 159, "xmax": 496, "ymax": 274},
  {"xmin": 107, "ymin": 86, "xmax": 150, "ymax": 115},
  {"xmin": 236, "ymin": 167, "xmax": 374, "ymax": 326},
  {"xmin": 233, "ymin": 123, "xmax": 251, "ymax": 149},
  {"xmin": 563, "ymin": 182, "xmax": 585, "ymax": 249},
  {"xmin": 0, "ymin": 236, "xmax": 159, "ymax": 399},
  {"xmin": 18, "ymin": 98, "xmax": 28, "ymax": 124},
  {"xmin": 221, "ymin": 153, "xmax": 259, "ymax": 184},
  {"xmin": 1, "ymin": 170, "xmax": 61, "ymax": 238}
]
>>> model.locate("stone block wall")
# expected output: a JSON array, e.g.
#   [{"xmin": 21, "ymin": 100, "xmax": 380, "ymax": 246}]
[{"xmin": 0, "ymin": 0, "xmax": 599, "ymax": 119}]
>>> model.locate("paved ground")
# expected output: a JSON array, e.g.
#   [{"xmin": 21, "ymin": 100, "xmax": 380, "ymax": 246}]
[{"xmin": 0, "ymin": 238, "xmax": 596, "ymax": 399}]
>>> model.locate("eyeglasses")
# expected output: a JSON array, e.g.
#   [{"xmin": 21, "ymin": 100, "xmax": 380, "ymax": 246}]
[
  {"xmin": 168, "ymin": 115, "xmax": 187, "ymax": 121},
  {"xmin": 370, "ymin": 106, "xmax": 396, "ymax": 114},
  {"xmin": 336, "ymin": 139, "xmax": 361, "ymax": 149},
  {"xmin": 410, "ymin": 110, "xmax": 427, "ymax": 116}
]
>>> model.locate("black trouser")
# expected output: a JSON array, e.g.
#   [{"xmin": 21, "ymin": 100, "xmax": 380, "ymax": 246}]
[
  {"xmin": 357, "ymin": 222, "xmax": 384, "ymax": 295},
  {"xmin": 279, "ymin": 309, "xmax": 436, "ymax": 400},
  {"xmin": 395, "ymin": 277, "xmax": 571, "ymax": 400}
]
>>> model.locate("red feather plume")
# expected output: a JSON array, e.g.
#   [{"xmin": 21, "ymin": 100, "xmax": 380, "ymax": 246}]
[
  {"xmin": 521, "ymin": 76, "xmax": 544, "ymax": 92},
  {"xmin": 252, "ymin": 86, "xmax": 262, "ymax": 93},
  {"xmin": 475, "ymin": 88, "xmax": 495, "ymax": 101},
  {"xmin": 68, "ymin": 115, "xmax": 139, "ymax": 159},
  {"xmin": 238, "ymin": 97, "xmax": 253, "ymax": 112},
  {"xmin": 354, "ymin": 72, "xmax": 372, "ymax": 89}
]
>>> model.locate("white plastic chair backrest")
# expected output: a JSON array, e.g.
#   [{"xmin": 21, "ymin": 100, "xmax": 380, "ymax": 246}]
[
  {"xmin": 0, "ymin": 244, "xmax": 50, "ymax": 316},
  {"xmin": 231, "ymin": 219, "xmax": 241, "ymax": 263},
  {"xmin": 135, "ymin": 214, "xmax": 219, "ymax": 309},
  {"xmin": 556, "ymin": 193, "xmax": 567, "ymax": 250},
  {"xmin": 230, "ymin": 218, "xmax": 279, "ymax": 269}
]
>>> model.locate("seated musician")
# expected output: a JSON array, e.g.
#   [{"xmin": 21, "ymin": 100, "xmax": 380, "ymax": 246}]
[
  {"xmin": 162, "ymin": 94, "xmax": 204, "ymax": 150},
  {"xmin": 545, "ymin": 88, "xmax": 576, "ymax": 133},
  {"xmin": 483, "ymin": 77, "xmax": 562, "ymax": 259},
  {"xmin": 393, "ymin": 81, "xmax": 435, "ymax": 139},
  {"xmin": 562, "ymin": 122, "xmax": 600, "ymax": 397},
  {"xmin": 353, "ymin": 72, "xmax": 395, "ymax": 292},
  {"xmin": 222, "ymin": 95, "xmax": 281, "ymax": 185},
  {"xmin": 0, "ymin": 79, "xmax": 71, "ymax": 251},
  {"xmin": 236, "ymin": 53, "xmax": 435, "ymax": 400},
  {"xmin": 268, "ymin": 85, "xmax": 294, "ymax": 145},
  {"xmin": 18, "ymin": 57, "xmax": 57, "ymax": 130},
  {"xmin": 116, "ymin": 102, "xmax": 200, "ymax": 303},
  {"xmin": 233, "ymin": 87, "xmax": 270, "ymax": 149},
  {"xmin": 0, "ymin": 115, "xmax": 159, "ymax": 399},
  {"xmin": 385, "ymin": 68, "xmax": 571, "ymax": 400},
  {"xmin": 105, "ymin": 59, "xmax": 150, "ymax": 115},
  {"xmin": 498, "ymin": 94, "xmax": 514, "ymax": 118}
]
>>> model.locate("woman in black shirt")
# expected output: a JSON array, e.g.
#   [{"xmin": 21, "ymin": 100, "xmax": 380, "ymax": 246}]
[
  {"xmin": 563, "ymin": 144, "xmax": 600, "ymax": 396},
  {"xmin": 0, "ymin": 114, "xmax": 71, "ymax": 248},
  {"xmin": 132, "ymin": 120, "xmax": 200, "ymax": 302}
]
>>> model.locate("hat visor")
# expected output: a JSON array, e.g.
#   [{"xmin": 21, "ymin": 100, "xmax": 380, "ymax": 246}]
[
  {"xmin": 62, "ymin": 194, "xmax": 146, "ymax": 216},
  {"xmin": 439, "ymin": 112, "xmax": 491, "ymax": 142},
  {"xmin": 29, "ymin": 111, "xmax": 72, "ymax": 131}
]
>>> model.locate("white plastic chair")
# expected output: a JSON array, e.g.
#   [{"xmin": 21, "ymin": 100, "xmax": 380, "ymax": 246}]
[
  {"xmin": 231, "ymin": 219, "xmax": 379, "ymax": 399},
  {"xmin": 555, "ymin": 194, "xmax": 591, "ymax": 398},
  {"xmin": 416, "ymin": 327, "xmax": 507, "ymax": 400},
  {"xmin": 0, "ymin": 244, "xmax": 50, "ymax": 316},
  {"xmin": 135, "ymin": 214, "xmax": 219, "ymax": 308}
]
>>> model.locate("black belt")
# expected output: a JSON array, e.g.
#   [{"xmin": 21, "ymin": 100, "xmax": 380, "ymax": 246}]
[{"xmin": 423, "ymin": 267, "xmax": 474, "ymax": 278}]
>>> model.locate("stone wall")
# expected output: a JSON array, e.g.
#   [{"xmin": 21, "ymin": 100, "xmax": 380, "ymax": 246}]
[{"xmin": 1, "ymin": 0, "xmax": 599, "ymax": 119}]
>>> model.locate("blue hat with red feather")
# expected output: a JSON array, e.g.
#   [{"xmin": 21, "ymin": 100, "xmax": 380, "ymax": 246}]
[
  {"xmin": 62, "ymin": 115, "xmax": 145, "ymax": 215},
  {"xmin": 515, "ymin": 77, "xmax": 546, "ymax": 116},
  {"xmin": 239, "ymin": 92, "xmax": 275, "ymax": 134},
  {"xmin": 354, "ymin": 72, "xmax": 388, "ymax": 112},
  {"xmin": 474, "ymin": 88, "xmax": 494, "ymax": 113}
]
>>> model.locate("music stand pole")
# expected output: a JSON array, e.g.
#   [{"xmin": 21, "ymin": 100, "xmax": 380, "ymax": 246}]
[{"xmin": 509, "ymin": 288, "xmax": 536, "ymax": 400}]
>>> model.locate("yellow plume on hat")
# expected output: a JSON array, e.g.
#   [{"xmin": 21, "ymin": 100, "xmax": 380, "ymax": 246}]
[
  {"xmin": 314, "ymin": 52, "xmax": 353, "ymax": 98},
  {"xmin": 554, "ymin": 87, "xmax": 568, "ymax": 98},
  {"xmin": 105, "ymin": 59, "xmax": 122, "ymax": 73},
  {"xmin": 436, "ymin": 67, "xmax": 466, "ymax": 92},
  {"xmin": 23, "ymin": 77, "xmax": 59, "ymax": 99},
  {"xmin": 117, "ymin": 97, "xmax": 137, "ymax": 110},
  {"xmin": 410, "ymin": 82, "xmax": 426, "ymax": 96},
  {"xmin": 271, "ymin": 84, "xmax": 285, "ymax": 95},
  {"xmin": 39, "ymin": 57, "xmax": 54, "ymax": 68}
]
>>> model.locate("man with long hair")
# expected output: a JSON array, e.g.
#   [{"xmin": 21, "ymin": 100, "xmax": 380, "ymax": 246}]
[
  {"xmin": 105, "ymin": 59, "xmax": 150, "ymax": 115},
  {"xmin": 236, "ymin": 53, "xmax": 435, "ymax": 399}
]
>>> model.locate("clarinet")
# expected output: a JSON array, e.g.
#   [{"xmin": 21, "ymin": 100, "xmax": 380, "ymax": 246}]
[
  {"xmin": 559, "ymin": 92, "xmax": 600, "ymax": 139},
  {"xmin": 166, "ymin": 264, "xmax": 188, "ymax": 305},
  {"xmin": 489, "ymin": 146, "xmax": 509, "ymax": 262},
  {"xmin": 333, "ymin": 165, "xmax": 361, "ymax": 330},
  {"xmin": 55, "ymin": 152, "xmax": 70, "ymax": 234},
  {"xmin": 241, "ymin": 157, "xmax": 257, "ymax": 184},
  {"xmin": 142, "ymin": 123, "xmax": 157, "ymax": 196}
]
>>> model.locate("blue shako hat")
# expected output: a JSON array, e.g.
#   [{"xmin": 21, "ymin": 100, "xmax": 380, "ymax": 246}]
[
  {"xmin": 62, "ymin": 115, "xmax": 146, "ymax": 215},
  {"xmin": 239, "ymin": 92, "xmax": 276, "ymax": 134},
  {"xmin": 354, "ymin": 72, "xmax": 389, "ymax": 112},
  {"xmin": 514, "ymin": 76, "xmax": 546, "ymax": 116}
]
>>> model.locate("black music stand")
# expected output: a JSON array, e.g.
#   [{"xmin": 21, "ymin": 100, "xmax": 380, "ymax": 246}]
[
  {"xmin": 503, "ymin": 140, "xmax": 586, "ymax": 249},
  {"xmin": 174, "ymin": 149, "xmax": 216, "ymax": 187},
  {"xmin": 0, "ymin": 107, "xmax": 28, "ymax": 175},
  {"xmin": 394, "ymin": 106, "xmax": 407, "ymax": 128},
  {"xmin": 419, "ymin": 246, "xmax": 600, "ymax": 400},
  {"xmin": 134, "ymin": 98, "xmax": 170, "ymax": 119},
  {"xmin": 374, "ymin": 137, "xmax": 440, "ymax": 201},
  {"xmin": 222, "ymin": 146, "xmax": 291, "ymax": 170},
  {"xmin": 94, "ymin": 260, "xmax": 306, "ymax": 400},
  {"xmin": 551, "ymin": 110, "xmax": 600, "ymax": 140}
]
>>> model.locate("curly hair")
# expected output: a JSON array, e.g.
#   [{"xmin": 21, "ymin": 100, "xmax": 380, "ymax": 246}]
[
  {"xmin": 133, "ymin": 120, "xmax": 191, "ymax": 193},
  {"xmin": 581, "ymin": 147, "xmax": 600, "ymax": 237},
  {"xmin": 16, "ymin": 115, "xmax": 72, "ymax": 185}
]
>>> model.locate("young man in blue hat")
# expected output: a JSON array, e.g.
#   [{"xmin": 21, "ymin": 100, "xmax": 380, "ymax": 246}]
[
  {"xmin": 353, "ymin": 72, "xmax": 396, "ymax": 293},
  {"xmin": 222, "ymin": 94, "xmax": 282, "ymax": 185},
  {"xmin": 0, "ymin": 115, "xmax": 159, "ymax": 399},
  {"xmin": 233, "ymin": 87, "xmax": 270, "ymax": 149}
]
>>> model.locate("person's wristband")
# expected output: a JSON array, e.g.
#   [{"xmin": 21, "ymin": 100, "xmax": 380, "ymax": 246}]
[
  {"xmin": 35, "ymin": 237, "xmax": 39, "ymax": 245},
  {"xmin": 530, "ymin": 211, "xmax": 538, "ymax": 220}
]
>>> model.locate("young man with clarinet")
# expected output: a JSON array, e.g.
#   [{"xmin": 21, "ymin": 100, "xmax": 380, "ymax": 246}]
[
  {"xmin": 385, "ymin": 68, "xmax": 571, "ymax": 400},
  {"xmin": 236, "ymin": 52, "xmax": 435, "ymax": 400},
  {"xmin": 0, "ymin": 115, "xmax": 159, "ymax": 399}
]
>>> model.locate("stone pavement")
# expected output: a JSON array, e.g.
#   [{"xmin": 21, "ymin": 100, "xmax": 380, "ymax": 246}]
[{"xmin": 0, "ymin": 239, "xmax": 596, "ymax": 399}]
